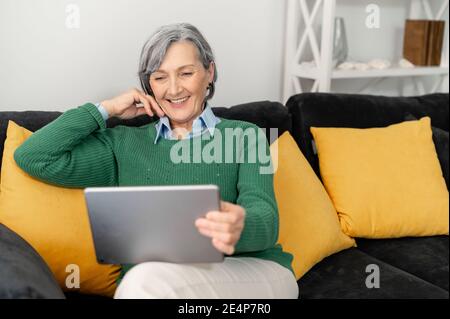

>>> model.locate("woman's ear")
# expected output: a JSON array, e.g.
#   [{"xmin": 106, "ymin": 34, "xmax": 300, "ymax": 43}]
[{"xmin": 208, "ymin": 62, "xmax": 215, "ymax": 83}]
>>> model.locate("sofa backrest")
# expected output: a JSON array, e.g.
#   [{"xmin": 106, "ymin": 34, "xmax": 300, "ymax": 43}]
[
  {"xmin": 3, "ymin": 94, "xmax": 448, "ymax": 178},
  {"xmin": 0, "ymin": 101, "xmax": 291, "ymax": 171},
  {"xmin": 286, "ymin": 93, "xmax": 449, "ymax": 177}
]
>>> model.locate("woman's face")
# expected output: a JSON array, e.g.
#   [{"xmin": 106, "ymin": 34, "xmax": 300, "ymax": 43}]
[{"xmin": 149, "ymin": 41, "xmax": 214, "ymax": 130}]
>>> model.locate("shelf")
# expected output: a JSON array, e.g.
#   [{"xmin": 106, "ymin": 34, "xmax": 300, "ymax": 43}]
[
  {"xmin": 283, "ymin": 0, "xmax": 449, "ymax": 98},
  {"xmin": 333, "ymin": 66, "xmax": 450, "ymax": 79},
  {"xmin": 293, "ymin": 65, "xmax": 450, "ymax": 80}
]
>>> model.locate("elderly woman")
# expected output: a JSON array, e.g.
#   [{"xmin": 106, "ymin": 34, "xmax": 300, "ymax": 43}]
[{"xmin": 14, "ymin": 23, "xmax": 298, "ymax": 299}]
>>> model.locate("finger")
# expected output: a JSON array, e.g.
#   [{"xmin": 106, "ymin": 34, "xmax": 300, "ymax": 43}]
[
  {"xmin": 196, "ymin": 218, "xmax": 238, "ymax": 233},
  {"xmin": 135, "ymin": 107, "xmax": 148, "ymax": 117},
  {"xmin": 206, "ymin": 211, "xmax": 243, "ymax": 225},
  {"xmin": 136, "ymin": 92, "xmax": 154, "ymax": 117},
  {"xmin": 196, "ymin": 225, "xmax": 213, "ymax": 238},
  {"xmin": 220, "ymin": 200, "xmax": 232, "ymax": 211},
  {"xmin": 212, "ymin": 238, "xmax": 234, "ymax": 255},
  {"xmin": 131, "ymin": 89, "xmax": 152, "ymax": 116},
  {"xmin": 198, "ymin": 229, "xmax": 236, "ymax": 255},
  {"xmin": 146, "ymin": 94, "xmax": 165, "ymax": 117},
  {"xmin": 197, "ymin": 226, "xmax": 238, "ymax": 245}
]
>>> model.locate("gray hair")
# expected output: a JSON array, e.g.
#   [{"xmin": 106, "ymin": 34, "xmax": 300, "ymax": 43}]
[{"xmin": 138, "ymin": 23, "xmax": 217, "ymax": 101}]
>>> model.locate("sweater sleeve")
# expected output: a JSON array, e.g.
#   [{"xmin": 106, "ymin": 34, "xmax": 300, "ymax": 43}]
[
  {"xmin": 14, "ymin": 103, "xmax": 118, "ymax": 188},
  {"xmin": 234, "ymin": 125, "xmax": 279, "ymax": 254}
]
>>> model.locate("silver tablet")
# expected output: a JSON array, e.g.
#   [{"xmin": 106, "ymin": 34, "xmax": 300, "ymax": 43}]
[{"xmin": 84, "ymin": 185, "xmax": 224, "ymax": 264}]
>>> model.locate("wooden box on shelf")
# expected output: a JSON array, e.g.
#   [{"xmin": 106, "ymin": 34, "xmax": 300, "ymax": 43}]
[{"xmin": 403, "ymin": 19, "xmax": 445, "ymax": 66}]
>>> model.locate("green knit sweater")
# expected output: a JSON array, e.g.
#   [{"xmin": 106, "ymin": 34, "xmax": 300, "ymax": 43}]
[{"xmin": 14, "ymin": 103, "xmax": 294, "ymax": 277}]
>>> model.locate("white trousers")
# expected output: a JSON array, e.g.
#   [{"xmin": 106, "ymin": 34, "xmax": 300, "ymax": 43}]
[{"xmin": 114, "ymin": 257, "xmax": 298, "ymax": 299}]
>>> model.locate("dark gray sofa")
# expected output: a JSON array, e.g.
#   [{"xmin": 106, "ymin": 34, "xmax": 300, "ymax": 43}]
[{"xmin": 0, "ymin": 93, "xmax": 448, "ymax": 299}]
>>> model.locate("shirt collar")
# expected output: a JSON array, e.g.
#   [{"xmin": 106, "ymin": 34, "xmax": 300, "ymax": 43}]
[{"xmin": 154, "ymin": 103, "xmax": 220, "ymax": 144}]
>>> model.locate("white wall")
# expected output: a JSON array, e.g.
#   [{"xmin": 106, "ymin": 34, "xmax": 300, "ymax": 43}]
[{"xmin": 0, "ymin": 0, "xmax": 285, "ymax": 111}]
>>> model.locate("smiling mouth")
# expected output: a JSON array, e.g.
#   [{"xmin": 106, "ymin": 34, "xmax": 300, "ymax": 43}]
[{"xmin": 166, "ymin": 96, "xmax": 190, "ymax": 106}]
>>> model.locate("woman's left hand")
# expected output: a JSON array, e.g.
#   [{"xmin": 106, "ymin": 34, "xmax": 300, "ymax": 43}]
[{"xmin": 195, "ymin": 201, "xmax": 246, "ymax": 255}]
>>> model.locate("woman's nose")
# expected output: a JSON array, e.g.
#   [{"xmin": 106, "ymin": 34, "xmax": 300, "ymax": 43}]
[{"xmin": 168, "ymin": 78, "xmax": 183, "ymax": 96}]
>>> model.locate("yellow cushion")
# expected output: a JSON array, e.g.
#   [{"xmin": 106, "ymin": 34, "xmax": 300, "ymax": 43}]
[
  {"xmin": 0, "ymin": 121, "xmax": 121, "ymax": 297},
  {"xmin": 271, "ymin": 132, "xmax": 355, "ymax": 279},
  {"xmin": 310, "ymin": 117, "xmax": 449, "ymax": 238}
]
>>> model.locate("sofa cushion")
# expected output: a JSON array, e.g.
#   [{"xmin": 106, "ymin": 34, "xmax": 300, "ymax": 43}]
[
  {"xmin": 0, "ymin": 224, "xmax": 65, "ymax": 299},
  {"xmin": 310, "ymin": 117, "xmax": 449, "ymax": 238},
  {"xmin": 298, "ymin": 248, "xmax": 449, "ymax": 299},
  {"xmin": 0, "ymin": 121, "xmax": 122, "ymax": 296},
  {"xmin": 356, "ymin": 236, "xmax": 449, "ymax": 291},
  {"xmin": 271, "ymin": 132, "xmax": 355, "ymax": 279},
  {"xmin": 286, "ymin": 93, "xmax": 449, "ymax": 178}
]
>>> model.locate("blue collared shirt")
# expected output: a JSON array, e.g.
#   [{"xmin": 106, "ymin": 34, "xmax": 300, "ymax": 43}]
[
  {"xmin": 154, "ymin": 104, "xmax": 221, "ymax": 144},
  {"xmin": 95, "ymin": 102, "xmax": 221, "ymax": 144},
  {"xmin": 96, "ymin": 102, "xmax": 110, "ymax": 121}
]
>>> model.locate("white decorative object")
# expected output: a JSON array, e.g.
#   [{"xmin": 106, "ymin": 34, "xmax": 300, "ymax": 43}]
[
  {"xmin": 368, "ymin": 59, "xmax": 392, "ymax": 70},
  {"xmin": 354, "ymin": 62, "xmax": 371, "ymax": 71},
  {"xmin": 337, "ymin": 61, "xmax": 356, "ymax": 70},
  {"xmin": 333, "ymin": 17, "xmax": 348, "ymax": 68},
  {"xmin": 399, "ymin": 58, "xmax": 415, "ymax": 69}
]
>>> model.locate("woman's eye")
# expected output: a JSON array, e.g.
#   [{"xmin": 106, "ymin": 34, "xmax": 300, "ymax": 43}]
[
  {"xmin": 181, "ymin": 72, "xmax": 193, "ymax": 77},
  {"xmin": 152, "ymin": 75, "xmax": 166, "ymax": 81}
]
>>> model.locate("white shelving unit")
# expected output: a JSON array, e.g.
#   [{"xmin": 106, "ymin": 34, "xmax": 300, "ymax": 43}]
[{"xmin": 282, "ymin": 0, "xmax": 450, "ymax": 102}]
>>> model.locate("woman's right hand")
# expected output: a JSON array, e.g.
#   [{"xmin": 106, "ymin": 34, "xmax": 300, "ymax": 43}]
[{"xmin": 100, "ymin": 88, "xmax": 165, "ymax": 120}]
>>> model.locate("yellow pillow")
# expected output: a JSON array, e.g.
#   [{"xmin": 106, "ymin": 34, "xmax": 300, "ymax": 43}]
[
  {"xmin": 310, "ymin": 117, "xmax": 449, "ymax": 238},
  {"xmin": 0, "ymin": 121, "xmax": 121, "ymax": 297},
  {"xmin": 271, "ymin": 132, "xmax": 355, "ymax": 279}
]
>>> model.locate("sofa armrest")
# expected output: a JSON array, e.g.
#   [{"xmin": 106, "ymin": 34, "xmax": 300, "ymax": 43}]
[{"xmin": 0, "ymin": 224, "xmax": 65, "ymax": 299}]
